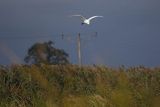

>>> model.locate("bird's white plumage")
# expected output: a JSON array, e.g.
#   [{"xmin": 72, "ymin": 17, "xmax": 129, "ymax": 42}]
[
  {"xmin": 71, "ymin": 15, "xmax": 86, "ymax": 21},
  {"xmin": 87, "ymin": 16, "xmax": 103, "ymax": 21},
  {"xmin": 70, "ymin": 15, "xmax": 103, "ymax": 25}
]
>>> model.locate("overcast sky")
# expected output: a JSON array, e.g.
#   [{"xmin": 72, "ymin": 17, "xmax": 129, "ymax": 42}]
[{"xmin": 0, "ymin": 0, "xmax": 160, "ymax": 67}]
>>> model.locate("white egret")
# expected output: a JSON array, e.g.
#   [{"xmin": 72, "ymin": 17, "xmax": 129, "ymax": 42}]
[{"xmin": 71, "ymin": 15, "xmax": 103, "ymax": 25}]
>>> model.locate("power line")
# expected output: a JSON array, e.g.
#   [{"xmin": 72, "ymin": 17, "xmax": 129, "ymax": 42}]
[{"xmin": 0, "ymin": 33, "xmax": 63, "ymax": 40}]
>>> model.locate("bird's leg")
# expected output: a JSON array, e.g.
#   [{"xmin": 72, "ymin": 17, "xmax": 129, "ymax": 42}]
[{"xmin": 81, "ymin": 23, "xmax": 84, "ymax": 25}]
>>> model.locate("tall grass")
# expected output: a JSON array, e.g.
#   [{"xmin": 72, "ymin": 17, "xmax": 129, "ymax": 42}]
[{"xmin": 0, "ymin": 64, "xmax": 160, "ymax": 107}]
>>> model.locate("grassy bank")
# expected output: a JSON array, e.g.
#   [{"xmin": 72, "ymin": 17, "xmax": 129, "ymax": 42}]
[{"xmin": 0, "ymin": 64, "xmax": 160, "ymax": 107}]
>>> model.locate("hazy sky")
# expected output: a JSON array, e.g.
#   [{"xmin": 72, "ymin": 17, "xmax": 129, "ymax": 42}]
[{"xmin": 0, "ymin": 0, "xmax": 160, "ymax": 67}]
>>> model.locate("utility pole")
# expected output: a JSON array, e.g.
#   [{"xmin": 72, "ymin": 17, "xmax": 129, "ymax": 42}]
[
  {"xmin": 77, "ymin": 33, "xmax": 82, "ymax": 67},
  {"xmin": 61, "ymin": 32, "xmax": 97, "ymax": 67}
]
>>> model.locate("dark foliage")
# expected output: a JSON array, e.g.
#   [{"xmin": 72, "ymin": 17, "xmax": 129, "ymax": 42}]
[{"xmin": 24, "ymin": 41, "xmax": 69, "ymax": 65}]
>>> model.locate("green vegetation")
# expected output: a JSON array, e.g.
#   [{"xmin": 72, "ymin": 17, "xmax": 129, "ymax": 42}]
[{"xmin": 0, "ymin": 64, "xmax": 160, "ymax": 107}]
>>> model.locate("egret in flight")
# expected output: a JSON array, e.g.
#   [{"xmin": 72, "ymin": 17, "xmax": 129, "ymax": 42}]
[{"xmin": 71, "ymin": 15, "xmax": 103, "ymax": 25}]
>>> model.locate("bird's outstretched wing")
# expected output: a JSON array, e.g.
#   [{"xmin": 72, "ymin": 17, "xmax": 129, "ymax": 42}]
[
  {"xmin": 88, "ymin": 16, "xmax": 103, "ymax": 21},
  {"xmin": 70, "ymin": 15, "xmax": 86, "ymax": 21}
]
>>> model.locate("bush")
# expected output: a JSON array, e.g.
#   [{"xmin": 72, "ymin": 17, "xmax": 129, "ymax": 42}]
[{"xmin": 0, "ymin": 64, "xmax": 160, "ymax": 107}]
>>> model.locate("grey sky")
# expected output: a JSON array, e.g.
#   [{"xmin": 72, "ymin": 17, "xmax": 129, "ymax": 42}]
[{"xmin": 0, "ymin": 0, "xmax": 160, "ymax": 67}]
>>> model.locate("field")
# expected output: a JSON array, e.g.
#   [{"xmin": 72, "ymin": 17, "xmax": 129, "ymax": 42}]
[{"xmin": 0, "ymin": 64, "xmax": 160, "ymax": 107}]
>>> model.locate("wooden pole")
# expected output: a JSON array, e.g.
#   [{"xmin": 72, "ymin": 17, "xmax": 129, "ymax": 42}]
[{"xmin": 77, "ymin": 33, "xmax": 82, "ymax": 67}]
